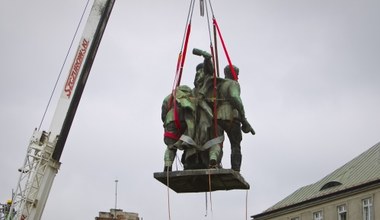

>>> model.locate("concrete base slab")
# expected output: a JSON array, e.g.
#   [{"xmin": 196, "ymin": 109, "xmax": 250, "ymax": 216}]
[{"xmin": 154, "ymin": 169, "xmax": 250, "ymax": 193}]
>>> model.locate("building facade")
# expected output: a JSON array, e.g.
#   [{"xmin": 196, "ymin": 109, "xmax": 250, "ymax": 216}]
[
  {"xmin": 252, "ymin": 142, "xmax": 380, "ymax": 220},
  {"xmin": 95, "ymin": 208, "xmax": 139, "ymax": 220}
]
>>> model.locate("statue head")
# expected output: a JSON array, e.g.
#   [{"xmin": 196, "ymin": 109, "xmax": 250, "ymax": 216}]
[{"xmin": 224, "ymin": 65, "xmax": 239, "ymax": 80}]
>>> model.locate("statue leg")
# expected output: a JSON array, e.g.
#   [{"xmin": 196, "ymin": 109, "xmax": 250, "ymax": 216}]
[
  {"xmin": 163, "ymin": 127, "xmax": 177, "ymax": 171},
  {"xmin": 227, "ymin": 120, "xmax": 243, "ymax": 171},
  {"xmin": 231, "ymin": 154, "xmax": 242, "ymax": 172},
  {"xmin": 209, "ymin": 144, "xmax": 222, "ymax": 168},
  {"xmin": 164, "ymin": 147, "xmax": 176, "ymax": 171}
]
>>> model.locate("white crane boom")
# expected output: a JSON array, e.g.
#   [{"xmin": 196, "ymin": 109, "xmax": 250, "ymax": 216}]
[{"xmin": 7, "ymin": 1, "xmax": 115, "ymax": 219}]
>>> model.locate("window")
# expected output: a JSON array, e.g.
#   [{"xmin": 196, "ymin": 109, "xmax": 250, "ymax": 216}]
[
  {"xmin": 313, "ymin": 211, "xmax": 323, "ymax": 220},
  {"xmin": 320, "ymin": 180, "xmax": 342, "ymax": 190},
  {"xmin": 291, "ymin": 217, "xmax": 299, "ymax": 220},
  {"xmin": 338, "ymin": 205, "xmax": 347, "ymax": 220},
  {"xmin": 363, "ymin": 198, "xmax": 373, "ymax": 220}
]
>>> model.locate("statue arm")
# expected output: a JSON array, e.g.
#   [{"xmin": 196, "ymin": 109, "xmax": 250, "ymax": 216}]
[
  {"xmin": 228, "ymin": 82, "xmax": 245, "ymax": 119},
  {"xmin": 229, "ymin": 83, "xmax": 255, "ymax": 135},
  {"xmin": 203, "ymin": 57, "xmax": 214, "ymax": 76},
  {"xmin": 161, "ymin": 95, "xmax": 170, "ymax": 123}
]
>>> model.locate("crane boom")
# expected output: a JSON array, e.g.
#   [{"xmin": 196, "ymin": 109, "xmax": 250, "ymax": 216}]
[{"xmin": 8, "ymin": 1, "xmax": 115, "ymax": 219}]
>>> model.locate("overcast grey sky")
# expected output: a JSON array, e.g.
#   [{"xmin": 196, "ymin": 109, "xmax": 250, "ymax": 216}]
[{"xmin": 1, "ymin": 0, "xmax": 379, "ymax": 219}]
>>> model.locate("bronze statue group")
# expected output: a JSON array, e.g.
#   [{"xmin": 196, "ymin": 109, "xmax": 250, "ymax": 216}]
[{"xmin": 161, "ymin": 50, "xmax": 255, "ymax": 172}]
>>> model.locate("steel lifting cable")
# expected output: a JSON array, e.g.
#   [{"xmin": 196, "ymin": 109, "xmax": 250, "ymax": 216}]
[
  {"xmin": 245, "ymin": 190, "xmax": 249, "ymax": 220},
  {"xmin": 204, "ymin": 170, "xmax": 214, "ymax": 218},
  {"xmin": 204, "ymin": 1, "xmax": 220, "ymax": 215},
  {"xmin": 208, "ymin": 169, "xmax": 214, "ymax": 218},
  {"xmin": 38, "ymin": 0, "xmax": 91, "ymax": 131},
  {"xmin": 213, "ymin": 18, "xmax": 238, "ymax": 81},
  {"xmin": 204, "ymin": 0, "xmax": 219, "ymax": 140},
  {"xmin": 203, "ymin": 2, "xmax": 216, "ymax": 215},
  {"xmin": 207, "ymin": 0, "xmax": 238, "ymax": 81},
  {"xmin": 169, "ymin": 0, "xmax": 194, "ymax": 98},
  {"xmin": 166, "ymin": 3, "xmax": 196, "ymax": 220},
  {"xmin": 204, "ymin": 2, "xmax": 243, "ymax": 217},
  {"xmin": 205, "ymin": 192, "xmax": 208, "ymax": 216},
  {"xmin": 176, "ymin": 7, "xmax": 193, "ymax": 87},
  {"xmin": 172, "ymin": 0, "xmax": 195, "ymax": 90},
  {"xmin": 205, "ymin": 0, "xmax": 219, "ymax": 77},
  {"xmin": 206, "ymin": 0, "xmax": 238, "ymax": 152},
  {"xmin": 169, "ymin": 0, "xmax": 195, "ymax": 137},
  {"xmin": 166, "ymin": 169, "xmax": 172, "ymax": 220}
]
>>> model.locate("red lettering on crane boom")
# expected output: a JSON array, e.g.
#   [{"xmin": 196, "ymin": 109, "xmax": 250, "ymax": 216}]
[{"xmin": 64, "ymin": 38, "xmax": 89, "ymax": 98}]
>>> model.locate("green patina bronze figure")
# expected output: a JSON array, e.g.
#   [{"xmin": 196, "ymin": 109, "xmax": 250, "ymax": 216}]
[
  {"xmin": 216, "ymin": 65, "xmax": 255, "ymax": 171},
  {"xmin": 180, "ymin": 54, "xmax": 224, "ymax": 169},
  {"xmin": 161, "ymin": 85, "xmax": 194, "ymax": 171},
  {"xmin": 161, "ymin": 49, "xmax": 254, "ymax": 172}
]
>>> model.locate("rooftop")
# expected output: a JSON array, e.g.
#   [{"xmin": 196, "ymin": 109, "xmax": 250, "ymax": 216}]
[{"xmin": 257, "ymin": 141, "xmax": 380, "ymax": 215}]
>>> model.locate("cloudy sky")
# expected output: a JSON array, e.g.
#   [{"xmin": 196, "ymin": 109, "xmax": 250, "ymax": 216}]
[{"xmin": 1, "ymin": 0, "xmax": 379, "ymax": 219}]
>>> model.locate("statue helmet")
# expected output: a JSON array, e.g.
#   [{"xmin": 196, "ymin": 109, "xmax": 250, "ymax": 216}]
[{"xmin": 224, "ymin": 65, "xmax": 239, "ymax": 79}]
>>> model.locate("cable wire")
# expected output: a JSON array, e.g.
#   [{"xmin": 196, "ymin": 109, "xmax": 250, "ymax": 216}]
[
  {"xmin": 207, "ymin": 0, "xmax": 219, "ymax": 77},
  {"xmin": 38, "ymin": 0, "xmax": 91, "ymax": 131},
  {"xmin": 245, "ymin": 190, "xmax": 249, "ymax": 220},
  {"xmin": 179, "ymin": 0, "xmax": 195, "ymax": 52},
  {"xmin": 207, "ymin": 0, "xmax": 216, "ymax": 17},
  {"xmin": 205, "ymin": 192, "xmax": 208, "ymax": 217},
  {"xmin": 205, "ymin": 0, "xmax": 213, "ymax": 46},
  {"xmin": 166, "ymin": 169, "xmax": 172, "ymax": 220},
  {"xmin": 208, "ymin": 169, "xmax": 214, "ymax": 219}
]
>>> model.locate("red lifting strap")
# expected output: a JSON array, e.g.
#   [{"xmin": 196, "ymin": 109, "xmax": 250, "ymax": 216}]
[
  {"xmin": 213, "ymin": 18, "xmax": 238, "ymax": 81},
  {"xmin": 172, "ymin": 22, "xmax": 192, "ymax": 132},
  {"xmin": 175, "ymin": 52, "xmax": 183, "ymax": 86},
  {"xmin": 164, "ymin": 131, "xmax": 181, "ymax": 140},
  {"xmin": 173, "ymin": 98, "xmax": 182, "ymax": 132},
  {"xmin": 176, "ymin": 23, "xmax": 192, "ymax": 87}
]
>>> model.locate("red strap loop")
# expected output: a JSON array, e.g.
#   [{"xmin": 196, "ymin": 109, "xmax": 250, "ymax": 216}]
[
  {"xmin": 164, "ymin": 131, "xmax": 181, "ymax": 140},
  {"xmin": 213, "ymin": 18, "xmax": 238, "ymax": 81}
]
